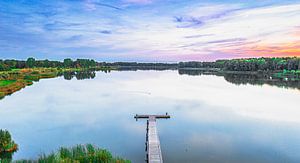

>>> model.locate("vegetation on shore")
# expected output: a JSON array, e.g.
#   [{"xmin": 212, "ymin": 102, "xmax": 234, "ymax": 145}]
[
  {"xmin": 0, "ymin": 130, "xmax": 130, "ymax": 163},
  {"xmin": 0, "ymin": 57, "xmax": 177, "ymax": 99},
  {"xmin": 0, "ymin": 68, "xmax": 105, "ymax": 100},
  {"xmin": 1, "ymin": 57, "xmax": 299, "ymax": 73},
  {"xmin": 1, "ymin": 57, "xmax": 300, "ymax": 99},
  {"xmin": 179, "ymin": 57, "xmax": 300, "ymax": 71},
  {"xmin": 179, "ymin": 57, "xmax": 300, "ymax": 80},
  {"xmin": 0, "ymin": 57, "xmax": 115, "ymax": 99},
  {"xmin": 0, "ymin": 130, "xmax": 18, "ymax": 161},
  {"xmin": 0, "ymin": 58, "xmax": 174, "ymax": 72},
  {"xmin": 15, "ymin": 144, "xmax": 130, "ymax": 163},
  {"xmin": 0, "ymin": 58, "xmax": 101, "ymax": 71}
]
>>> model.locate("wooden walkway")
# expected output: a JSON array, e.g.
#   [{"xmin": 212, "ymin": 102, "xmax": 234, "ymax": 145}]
[{"xmin": 135, "ymin": 114, "xmax": 170, "ymax": 163}]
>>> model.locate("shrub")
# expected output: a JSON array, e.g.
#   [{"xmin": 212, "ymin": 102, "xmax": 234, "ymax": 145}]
[{"xmin": 0, "ymin": 130, "xmax": 18, "ymax": 161}]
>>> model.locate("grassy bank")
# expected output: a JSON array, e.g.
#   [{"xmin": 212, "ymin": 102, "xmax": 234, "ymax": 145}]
[
  {"xmin": 0, "ymin": 80, "xmax": 16, "ymax": 87},
  {"xmin": 1, "ymin": 129, "xmax": 130, "ymax": 163},
  {"xmin": 0, "ymin": 67, "xmax": 112, "ymax": 100},
  {"xmin": 13, "ymin": 144, "xmax": 130, "ymax": 163}
]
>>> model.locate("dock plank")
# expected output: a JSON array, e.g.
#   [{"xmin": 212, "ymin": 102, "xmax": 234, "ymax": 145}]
[
  {"xmin": 147, "ymin": 116, "xmax": 163, "ymax": 163},
  {"xmin": 135, "ymin": 114, "xmax": 170, "ymax": 163}
]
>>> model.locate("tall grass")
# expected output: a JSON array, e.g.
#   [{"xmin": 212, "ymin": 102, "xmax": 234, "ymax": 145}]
[{"xmin": 16, "ymin": 144, "xmax": 131, "ymax": 163}]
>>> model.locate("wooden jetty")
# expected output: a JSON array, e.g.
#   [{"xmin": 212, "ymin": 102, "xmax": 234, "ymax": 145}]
[{"xmin": 135, "ymin": 114, "xmax": 170, "ymax": 163}]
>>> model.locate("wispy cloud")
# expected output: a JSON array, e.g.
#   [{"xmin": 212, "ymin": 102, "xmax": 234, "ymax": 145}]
[
  {"xmin": 174, "ymin": 5, "xmax": 244, "ymax": 28},
  {"xmin": 65, "ymin": 35, "xmax": 83, "ymax": 42},
  {"xmin": 206, "ymin": 38, "xmax": 247, "ymax": 44},
  {"xmin": 0, "ymin": 0, "xmax": 300, "ymax": 61},
  {"xmin": 84, "ymin": 0, "xmax": 123, "ymax": 11},
  {"xmin": 122, "ymin": 0, "xmax": 153, "ymax": 5},
  {"xmin": 43, "ymin": 21, "xmax": 83, "ymax": 31},
  {"xmin": 94, "ymin": 2, "xmax": 123, "ymax": 10},
  {"xmin": 99, "ymin": 30, "xmax": 112, "ymax": 34},
  {"xmin": 184, "ymin": 34, "xmax": 214, "ymax": 39},
  {"xmin": 174, "ymin": 16, "xmax": 204, "ymax": 28}
]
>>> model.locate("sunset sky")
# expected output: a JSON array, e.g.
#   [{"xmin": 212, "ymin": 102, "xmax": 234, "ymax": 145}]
[{"xmin": 0, "ymin": 0, "xmax": 300, "ymax": 61}]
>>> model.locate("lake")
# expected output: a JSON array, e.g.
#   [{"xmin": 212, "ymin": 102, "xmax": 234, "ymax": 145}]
[{"xmin": 0, "ymin": 70, "xmax": 300, "ymax": 163}]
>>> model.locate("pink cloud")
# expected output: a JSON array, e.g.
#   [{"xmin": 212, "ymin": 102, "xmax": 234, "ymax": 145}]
[{"xmin": 220, "ymin": 42, "xmax": 300, "ymax": 58}]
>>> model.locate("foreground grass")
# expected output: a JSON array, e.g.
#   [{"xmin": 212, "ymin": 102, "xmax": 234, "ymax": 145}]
[
  {"xmin": 1, "ymin": 130, "xmax": 130, "ymax": 163},
  {"xmin": 13, "ymin": 144, "xmax": 130, "ymax": 163}
]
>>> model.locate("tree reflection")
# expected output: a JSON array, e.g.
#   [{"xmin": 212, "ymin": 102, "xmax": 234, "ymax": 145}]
[
  {"xmin": 61, "ymin": 71, "xmax": 96, "ymax": 80},
  {"xmin": 178, "ymin": 69, "xmax": 300, "ymax": 90}
]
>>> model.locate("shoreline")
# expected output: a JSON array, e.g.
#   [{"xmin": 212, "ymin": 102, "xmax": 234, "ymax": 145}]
[
  {"xmin": 0, "ymin": 67, "xmax": 113, "ymax": 99},
  {"xmin": 1, "ymin": 67, "xmax": 299, "ymax": 100}
]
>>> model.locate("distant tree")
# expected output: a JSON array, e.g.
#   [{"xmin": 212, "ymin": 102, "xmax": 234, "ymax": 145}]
[
  {"xmin": 3, "ymin": 60, "xmax": 17, "ymax": 69},
  {"xmin": 43, "ymin": 59, "xmax": 50, "ymax": 68},
  {"xmin": 179, "ymin": 57, "xmax": 300, "ymax": 72},
  {"xmin": 15, "ymin": 61, "xmax": 26, "ymax": 69},
  {"xmin": 63, "ymin": 58, "xmax": 73, "ymax": 68},
  {"xmin": 0, "ymin": 62, "xmax": 6, "ymax": 71},
  {"xmin": 26, "ymin": 57, "xmax": 36, "ymax": 68},
  {"xmin": 0, "ymin": 61, "xmax": 9, "ymax": 71}
]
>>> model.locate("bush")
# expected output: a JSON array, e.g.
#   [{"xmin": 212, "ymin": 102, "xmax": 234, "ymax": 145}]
[{"xmin": 0, "ymin": 130, "xmax": 18, "ymax": 161}]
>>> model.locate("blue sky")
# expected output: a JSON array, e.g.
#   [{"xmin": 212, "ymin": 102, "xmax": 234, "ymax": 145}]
[{"xmin": 0, "ymin": 0, "xmax": 300, "ymax": 61}]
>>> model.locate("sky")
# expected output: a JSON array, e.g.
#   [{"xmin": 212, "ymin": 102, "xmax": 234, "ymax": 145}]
[{"xmin": 0, "ymin": 0, "xmax": 300, "ymax": 62}]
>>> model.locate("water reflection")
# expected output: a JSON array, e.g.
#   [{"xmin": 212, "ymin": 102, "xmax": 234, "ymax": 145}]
[
  {"xmin": 178, "ymin": 69, "xmax": 300, "ymax": 90},
  {"xmin": 0, "ymin": 70, "xmax": 299, "ymax": 163},
  {"xmin": 60, "ymin": 71, "xmax": 96, "ymax": 80},
  {"xmin": 60, "ymin": 69, "xmax": 300, "ymax": 90},
  {"xmin": 117, "ymin": 66, "xmax": 176, "ymax": 71}
]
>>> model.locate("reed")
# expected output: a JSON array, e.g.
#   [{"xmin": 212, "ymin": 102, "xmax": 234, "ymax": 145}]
[{"xmin": 16, "ymin": 144, "xmax": 131, "ymax": 163}]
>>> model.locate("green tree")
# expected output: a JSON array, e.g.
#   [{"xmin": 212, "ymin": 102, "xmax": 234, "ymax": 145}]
[
  {"xmin": 0, "ymin": 62, "xmax": 6, "ymax": 71},
  {"xmin": 63, "ymin": 58, "xmax": 73, "ymax": 68},
  {"xmin": 26, "ymin": 57, "xmax": 36, "ymax": 68},
  {"xmin": 0, "ymin": 130, "xmax": 18, "ymax": 161}
]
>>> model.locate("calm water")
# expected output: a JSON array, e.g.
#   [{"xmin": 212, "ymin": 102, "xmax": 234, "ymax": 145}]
[{"xmin": 1, "ymin": 70, "xmax": 300, "ymax": 163}]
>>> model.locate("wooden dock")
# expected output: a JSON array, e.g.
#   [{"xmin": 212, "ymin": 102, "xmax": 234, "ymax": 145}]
[
  {"xmin": 135, "ymin": 114, "xmax": 170, "ymax": 119},
  {"xmin": 135, "ymin": 114, "xmax": 170, "ymax": 163}
]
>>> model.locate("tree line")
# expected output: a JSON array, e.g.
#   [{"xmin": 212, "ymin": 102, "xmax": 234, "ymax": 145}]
[
  {"xmin": 1, "ymin": 57, "xmax": 300, "ymax": 72},
  {"xmin": 0, "ymin": 58, "xmax": 178, "ymax": 71},
  {"xmin": 0, "ymin": 58, "xmax": 98, "ymax": 71},
  {"xmin": 179, "ymin": 57, "xmax": 300, "ymax": 71}
]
